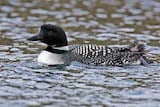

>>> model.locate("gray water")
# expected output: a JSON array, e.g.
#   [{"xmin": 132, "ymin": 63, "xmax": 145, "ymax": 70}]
[{"xmin": 0, "ymin": 0, "xmax": 160, "ymax": 107}]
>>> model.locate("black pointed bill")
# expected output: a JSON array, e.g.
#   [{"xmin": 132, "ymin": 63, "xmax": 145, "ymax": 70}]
[{"xmin": 28, "ymin": 34, "xmax": 42, "ymax": 41}]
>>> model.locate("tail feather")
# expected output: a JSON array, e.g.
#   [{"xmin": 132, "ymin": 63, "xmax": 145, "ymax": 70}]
[
  {"xmin": 128, "ymin": 41, "xmax": 154, "ymax": 65},
  {"xmin": 129, "ymin": 40, "xmax": 145, "ymax": 53}
]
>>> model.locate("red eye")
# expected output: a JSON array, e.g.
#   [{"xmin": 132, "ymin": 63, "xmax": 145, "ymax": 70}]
[
  {"xmin": 48, "ymin": 30, "xmax": 53, "ymax": 35},
  {"xmin": 49, "ymin": 30, "xmax": 53, "ymax": 33}
]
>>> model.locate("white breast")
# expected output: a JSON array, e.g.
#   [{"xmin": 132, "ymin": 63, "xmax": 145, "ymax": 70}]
[{"xmin": 37, "ymin": 51, "xmax": 64, "ymax": 65}]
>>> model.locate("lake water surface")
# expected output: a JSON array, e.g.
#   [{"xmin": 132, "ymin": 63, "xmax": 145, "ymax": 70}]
[{"xmin": 0, "ymin": 0, "xmax": 160, "ymax": 107}]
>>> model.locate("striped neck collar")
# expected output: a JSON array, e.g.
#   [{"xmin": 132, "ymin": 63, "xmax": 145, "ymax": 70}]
[{"xmin": 45, "ymin": 46, "xmax": 69, "ymax": 54}]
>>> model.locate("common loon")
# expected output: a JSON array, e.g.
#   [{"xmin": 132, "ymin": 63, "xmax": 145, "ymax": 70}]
[{"xmin": 28, "ymin": 24, "xmax": 152, "ymax": 66}]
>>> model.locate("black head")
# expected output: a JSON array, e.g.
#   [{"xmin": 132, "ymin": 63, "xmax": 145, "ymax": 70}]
[{"xmin": 28, "ymin": 24, "xmax": 68, "ymax": 47}]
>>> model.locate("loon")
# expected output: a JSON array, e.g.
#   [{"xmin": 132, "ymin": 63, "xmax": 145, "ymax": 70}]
[{"xmin": 28, "ymin": 24, "xmax": 152, "ymax": 66}]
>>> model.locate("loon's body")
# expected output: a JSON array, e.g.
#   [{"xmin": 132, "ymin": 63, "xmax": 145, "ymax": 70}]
[
  {"xmin": 28, "ymin": 24, "xmax": 152, "ymax": 66},
  {"xmin": 37, "ymin": 46, "xmax": 69, "ymax": 65}
]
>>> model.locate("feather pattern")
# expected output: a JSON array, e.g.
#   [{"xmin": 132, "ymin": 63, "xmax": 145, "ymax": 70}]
[{"xmin": 63, "ymin": 43, "xmax": 148, "ymax": 66}]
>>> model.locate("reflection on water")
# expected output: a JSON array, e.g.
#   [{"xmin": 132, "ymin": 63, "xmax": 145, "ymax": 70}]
[{"xmin": 0, "ymin": 0, "xmax": 160, "ymax": 107}]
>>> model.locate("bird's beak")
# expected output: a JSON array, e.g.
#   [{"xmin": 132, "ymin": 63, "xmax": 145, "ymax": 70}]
[{"xmin": 28, "ymin": 34, "xmax": 42, "ymax": 41}]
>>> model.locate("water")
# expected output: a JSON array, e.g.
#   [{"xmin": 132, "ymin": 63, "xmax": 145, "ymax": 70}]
[{"xmin": 0, "ymin": 0, "xmax": 160, "ymax": 107}]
